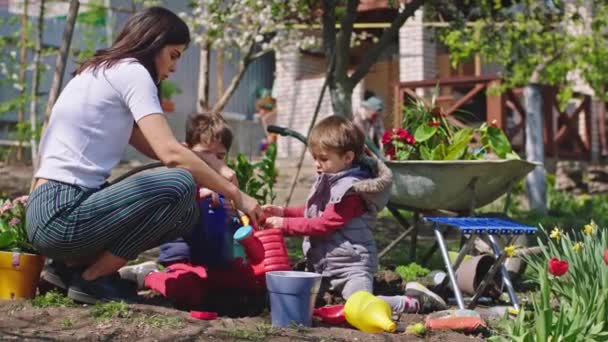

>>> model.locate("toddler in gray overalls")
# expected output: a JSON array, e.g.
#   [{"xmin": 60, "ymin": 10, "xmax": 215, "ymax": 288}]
[{"xmin": 263, "ymin": 116, "xmax": 447, "ymax": 314}]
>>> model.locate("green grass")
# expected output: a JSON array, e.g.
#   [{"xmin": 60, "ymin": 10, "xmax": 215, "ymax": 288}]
[
  {"xmin": 135, "ymin": 314, "xmax": 184, "ymax": 329},
  {"xmin": 227, "ymin": 324, "xmax": 274, "ymax": 341},
  {"xmin": 60, "ymin": 317, "xmax": 75, "ymax": 329},
  {"xmin": 30, "ymin": 291, "xmax": 75, "ymax": 308},
  {"xmin": 90, "ymin": 301, "xmax": 131, "ymax": 321}
]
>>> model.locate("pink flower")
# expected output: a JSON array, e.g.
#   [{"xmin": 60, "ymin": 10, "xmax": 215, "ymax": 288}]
[
  {"xmin": 12, "ymin": 195, "xmax": 28, "ymax": 205},
  {"xmin": 9, "ymin": 218, "xmax": 20, "ymax": 226},
  {"xmin": 1, "ymin": 202, "xmax": 13, "ymax": 214},
  {"xmin": 548, "ymin": 258, "xmax": 569, "ymax": 276},
  {"xmin": 604, "ymin": 250, "xmax": 608, "ymax": 266}
]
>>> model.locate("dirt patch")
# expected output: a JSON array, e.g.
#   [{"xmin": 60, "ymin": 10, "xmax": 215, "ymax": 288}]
[{"xmin": 0, "ymin": 299, "xmax": 485, "ymax": 341}]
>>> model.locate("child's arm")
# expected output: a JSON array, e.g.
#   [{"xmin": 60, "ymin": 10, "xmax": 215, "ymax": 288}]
[
  {"xmin": 283, "ymin": 207, "xmax": 306, "ymax": 217},
  {"xmin": 262, "ymin": 205, "xmax": 305, "ymax": 217},
  {"xmin": 279, "ymin": 195, "xmax": 365, "ymax": 236}
]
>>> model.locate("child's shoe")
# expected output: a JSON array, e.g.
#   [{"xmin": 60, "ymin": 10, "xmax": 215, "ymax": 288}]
[
  {"xmin": 118, "ymin": 261, "xmax": 159, "ymax": 289},
  {"xmin": 405, "ymin": 281, "xmax": 448, "ymax": 313}
]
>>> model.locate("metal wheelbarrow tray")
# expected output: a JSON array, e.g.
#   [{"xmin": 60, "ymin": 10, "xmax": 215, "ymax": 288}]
[{"xmin": 386, "ymin": 159, "xmax": 539, "ymax": 212}]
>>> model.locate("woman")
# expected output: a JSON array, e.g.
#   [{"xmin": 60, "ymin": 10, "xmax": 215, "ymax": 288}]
[{"xmin": 26, "ymin": 7, "xmax": 262, "ymax": 304}]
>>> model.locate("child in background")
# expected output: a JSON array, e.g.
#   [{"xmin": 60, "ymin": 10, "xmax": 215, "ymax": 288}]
[
  {"xmin": 262, "ymin": 116, "xmax": 447, "ymax": 314},
  {"xmin": 119, "ymin": 113, "xmax": 239, "ymax": 293}
]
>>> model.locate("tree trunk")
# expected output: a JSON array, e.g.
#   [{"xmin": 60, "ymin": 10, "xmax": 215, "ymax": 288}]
[
  {"xmin": 329, "ymin": 81, "xmax": 353, "ymax": 118},
  {"xmin": 212, "ymin": 57, "xmax": 252, "ymax": 114},
  {"xmin": 17, "ymin": 0, "xmax": 29, "ymax": 161},
  {"xmin": 524, "ymin": 84, "xmax": 547, "ymax": 213},
  {"xmin": 29, "ymin": 0, "xmax": 45, "ymax": 168},
  {"xmin": 197, "ymin": 41, "xmax": 211, "ymax": 110},
  {"xmin": 43, "ymin": 0, "xmax": 79, "ymax": 124}
]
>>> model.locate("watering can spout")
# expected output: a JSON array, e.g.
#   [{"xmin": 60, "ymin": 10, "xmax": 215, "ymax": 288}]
[{"xmin": 344, "ymin": 291, "xmax": 396, "ymax": 333}]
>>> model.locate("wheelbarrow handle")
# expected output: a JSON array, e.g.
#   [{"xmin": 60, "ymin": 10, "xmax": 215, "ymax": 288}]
[{"xmin": 267, "ymin": 124, "xmax": 384, "ymax": 160}]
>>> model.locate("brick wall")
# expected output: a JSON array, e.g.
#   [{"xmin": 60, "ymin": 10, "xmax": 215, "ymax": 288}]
[
  {"xmin": 399, "ymin": 9, "xmax": 436, "ymax": 85},
  {"xmin": 274, "ymin": 49, "xmax": 363, "ymax": 159}
]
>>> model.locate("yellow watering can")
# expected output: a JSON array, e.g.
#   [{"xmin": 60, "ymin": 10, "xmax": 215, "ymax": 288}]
[{"xmin": 344, "ymin": 291, "xmax": 396, "ymax": 333}]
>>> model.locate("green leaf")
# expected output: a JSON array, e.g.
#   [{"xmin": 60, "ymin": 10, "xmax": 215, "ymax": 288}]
[
  {"xmin": 414, "ymin": 124, "xmax": 437, "ymax": 143},
  {"xmin": 485, "ymin": 126, "xmax": 512, "ymax": 158},
  {"xmin": 420, "ymin": 145, "xmax": 433, "ymax": 160},
  {"xmin": 431, "ymin": 144, "xmax": 446, "ymax": 160}
]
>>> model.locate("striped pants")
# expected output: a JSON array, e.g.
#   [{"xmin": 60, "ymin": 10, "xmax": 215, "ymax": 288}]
[{"xmin": 26, "ymin": 167, "xmax": 199, "ymax": 261}]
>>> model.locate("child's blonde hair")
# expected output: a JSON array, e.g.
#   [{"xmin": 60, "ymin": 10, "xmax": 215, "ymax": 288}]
[
  {"xmin": 185, "ymin": 112, "xmax": 233, "ymax": 150},
  {"xmin": 309, "ymin": 116, "xmax": 364, "ymax": 157}
]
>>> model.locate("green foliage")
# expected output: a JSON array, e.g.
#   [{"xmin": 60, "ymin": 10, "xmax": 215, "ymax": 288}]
[
  {"xmin": 30, "ymin": 290, "xmax": 75, "ymax": 308},
  {"xmin": 385, "ymin": 96, "xmax": 517, "ymax": 161},
  {"xmin": 160, "ymin": 80, "xmax": 182, "ymax": 100},
  {"xmin": 491, "ymin": 223, "xmax": 608, "ymax": 341},
  {"xmin": 135, "ymin": 314, "xmax": 184, "ymax": 329},
  {"xmin": 441, "ymin": 1, "xmax": 608, "ymax": 105},
  {"xmin": 226, "ymin": 143, "xmax": 278, "ymax": 204},
  {"xmin": 0, "ymin": 196, "xmax": 35, "ymax": 253},
  {"xmin": 394, "ymin": 263, "xmax": 430, "ymax": 282},
  {"xmin": 91, "ymin": 301, "xmax": 131, "ymax": 321}
]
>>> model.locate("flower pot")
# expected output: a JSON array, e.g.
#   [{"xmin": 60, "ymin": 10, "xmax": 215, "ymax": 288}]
[
  {"xmin": 0, "ymin": 251, "xmax": 45, "ymax": 300},
  {"xmin": 161, "ymin": 99, "xmax": 175, "ymax": 113}
]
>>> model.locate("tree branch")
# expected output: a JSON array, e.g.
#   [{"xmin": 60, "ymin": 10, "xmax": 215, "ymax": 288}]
[
  {"xmin": 321, "ymin": 0, "xmax": 337, "ymax": 86},
  {"xmin": 334, "ymin": 0, "xmax": 359, "ymax": 87},
  {"xmin": 211, "ymin": 38, "xmax": 258, "ymax": 113},
  {"xmin": 349, "ymin": 0, "xmax": 424, "ymax": 85}
]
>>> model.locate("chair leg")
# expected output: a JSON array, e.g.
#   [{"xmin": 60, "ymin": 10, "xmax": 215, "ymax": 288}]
[
  {"xmin": 487, "ymin": 234, "xmax": 520, "ymax": 311},
  {"xmin": 434, "ymin": 224, "xmax": 465, "ymax": 310}
]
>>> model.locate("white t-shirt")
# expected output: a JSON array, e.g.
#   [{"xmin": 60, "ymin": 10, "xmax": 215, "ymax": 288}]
[{"xmin": 35, "ymin": 58, "xmax": 163, "ymax": 188}]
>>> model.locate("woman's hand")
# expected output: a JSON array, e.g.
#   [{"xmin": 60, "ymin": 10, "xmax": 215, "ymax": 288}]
[
  {"xmin": 262, "ymin": 205, "xmax": 284, "ymax": 218},
  {"xmin": 234, "ymin": 192, "xmax": 263, "ymax": 226},
  {"xmin": 263, "ymin": 216, "xmax": 284, "ymax": 229}
]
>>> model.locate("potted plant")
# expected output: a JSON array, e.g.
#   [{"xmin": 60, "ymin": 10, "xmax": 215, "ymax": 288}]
[
  {"xmin": 160, "ymin": 80, "xmax": 182, "ymax": 113},
  {"xmin": 0, "ymin": 195, "xmax": 46, "ymax": 299}
]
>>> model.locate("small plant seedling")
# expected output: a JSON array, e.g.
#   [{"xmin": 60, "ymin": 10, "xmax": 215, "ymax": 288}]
[
  {"xmin": 91, "ymin": 301, "xmax": 131, "ymax": 321},
  {"xmin": 30, "ymin": 291, "xmax": 75, "ymax": 308},
  {"xmin": 60, "ymin": 317, "xmax": 75, "ymax": 328}
]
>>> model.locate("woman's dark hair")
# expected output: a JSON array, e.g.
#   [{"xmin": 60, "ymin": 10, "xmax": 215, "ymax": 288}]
[{"xmin": 75, "ymin": 7, "xmax": 190, "ymax": 83}]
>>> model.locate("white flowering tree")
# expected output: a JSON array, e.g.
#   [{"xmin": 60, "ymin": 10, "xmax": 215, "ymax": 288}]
[
  {"xmin": 182, "ymin": 0, "xmax": 317, "ymax": 113},
  {"xmin": 185, "ymin": 0, "xmax": 433, "ymax": 117}
]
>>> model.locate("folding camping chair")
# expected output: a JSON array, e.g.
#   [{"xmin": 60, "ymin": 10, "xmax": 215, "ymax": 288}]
[{"xmin": 424, "ymin": 217, "xmax": 537, "ymax": 311}]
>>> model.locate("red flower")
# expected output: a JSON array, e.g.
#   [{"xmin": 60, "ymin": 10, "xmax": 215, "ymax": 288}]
[
  {"xmin": 427, "ymin": 121, "xmax": 440, "ymax": 127},
  {"xmin": 548, "ymin": 258, "xmax": 569, "ymax": 276},
  {"xmin": 604, "ymin": 250, "xmax": 608, "ymax": 265},
  {"xmin": 384, "ymin": 143, "xmax": 395, "ymax": 159},
  {"xmin": 396, "ymin": 128, "xmax": 408, "ymax": 141},
  {"xmin": 382, "ymin": 131, "xmax": 393, "ymax": 145}
]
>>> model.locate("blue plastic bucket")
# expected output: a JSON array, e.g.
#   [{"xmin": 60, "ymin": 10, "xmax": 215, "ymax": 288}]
[{"xmin": 266, "ymin": 271, "xmax": 322, "ymax": 327}]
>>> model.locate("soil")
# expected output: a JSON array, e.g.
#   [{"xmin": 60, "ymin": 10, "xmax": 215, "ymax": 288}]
[{"xmin": 0, "ymin": 299, "xmax": 486, "ymax": 341}]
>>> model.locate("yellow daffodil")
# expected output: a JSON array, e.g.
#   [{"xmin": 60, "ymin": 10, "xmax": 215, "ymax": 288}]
[
  {"xmin": 504, "ymin": 245, "xmax": 518, "ymax": 258},
  {"xmin": 550, "ymin": 227, "xmax": 563, "ymax": 241},
  {"xmin": 572, "ymin": 242, "xmax": 583, "ymax": 253},
  {"xmin": 583, "ymin": 220, "xmax": 598, "ymax": 235}
]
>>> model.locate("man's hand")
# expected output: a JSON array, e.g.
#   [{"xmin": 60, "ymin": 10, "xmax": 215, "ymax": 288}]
[{"xmin": 264, "ymin": 216, "xmax": 284, "ymax": 229}]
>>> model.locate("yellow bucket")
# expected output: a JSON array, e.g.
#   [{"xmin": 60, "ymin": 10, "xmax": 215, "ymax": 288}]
[{"xmin": 0, "ymin": 251, "xmax": 45, "ymax": 300}]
